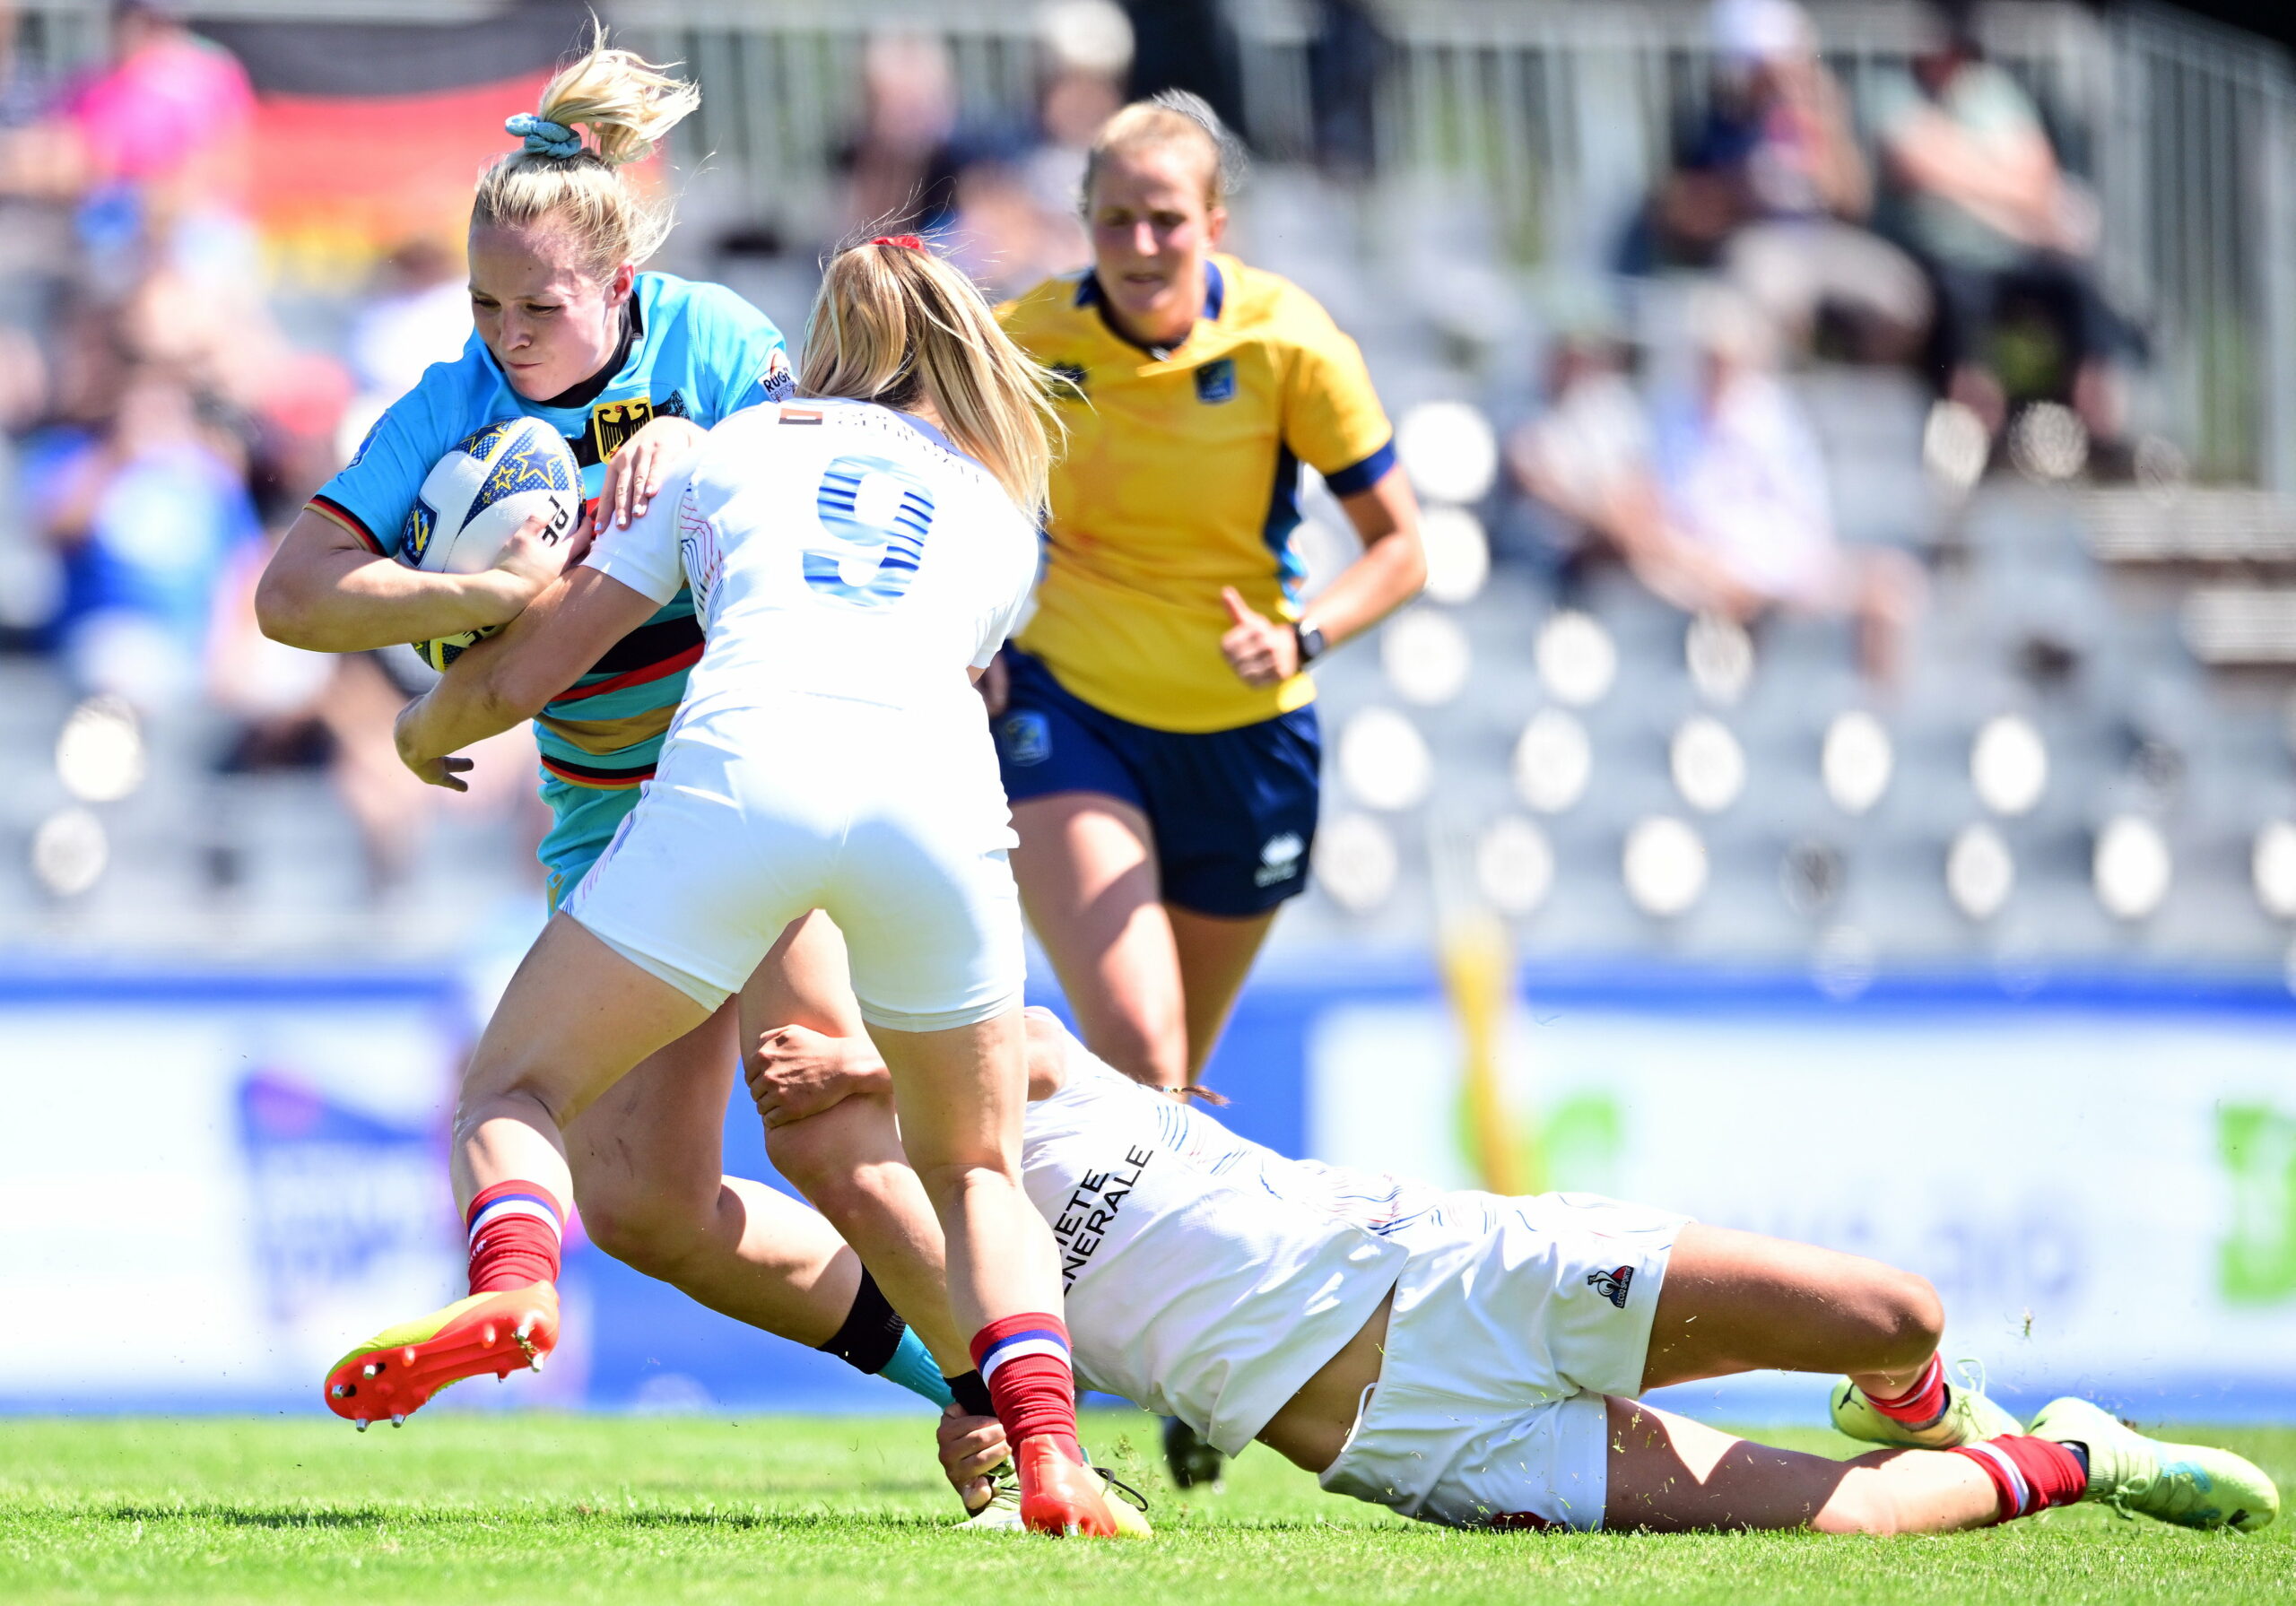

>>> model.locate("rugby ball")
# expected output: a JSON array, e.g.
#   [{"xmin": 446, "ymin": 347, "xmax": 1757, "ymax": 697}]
[{"xmin": 399, "ymin": 417, "xmax": 582, "ymax": 670}]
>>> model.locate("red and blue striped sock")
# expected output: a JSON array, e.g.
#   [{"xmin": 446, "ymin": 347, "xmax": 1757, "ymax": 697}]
[
  {"xmin": 1952, "ymin": 1436, "xmax": 2090, "ymax": 1523},
  {"xmin": 970, "ymin": 1312, "xmax": 1083, "ymax": 1463},
  {"xmin": 465, "ymin": 1181, "xmax": 562, "ymax": 1295}
]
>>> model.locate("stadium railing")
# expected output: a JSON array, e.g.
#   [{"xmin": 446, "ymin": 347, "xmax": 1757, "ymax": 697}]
[{"xmin": 14, "ymin": 0, "xmax": 2291, "ymax": 484}]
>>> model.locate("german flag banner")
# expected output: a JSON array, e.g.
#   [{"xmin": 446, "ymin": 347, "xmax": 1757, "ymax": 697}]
[{"xmin": 204, "ymin": 0, "xmax": 613, "ymax": 285}]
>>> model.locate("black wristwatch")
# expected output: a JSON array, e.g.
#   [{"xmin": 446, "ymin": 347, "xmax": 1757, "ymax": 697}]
[{"xmin": 1293, "ymin": 620, "xmax": 1327, "ymax": 665}]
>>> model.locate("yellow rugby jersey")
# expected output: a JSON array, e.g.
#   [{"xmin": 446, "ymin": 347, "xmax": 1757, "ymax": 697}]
[{"xmin": 998, "ymin": 254, "xmax": 1396, "ymax": 734}]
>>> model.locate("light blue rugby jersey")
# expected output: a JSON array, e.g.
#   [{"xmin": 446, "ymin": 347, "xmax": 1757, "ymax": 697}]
[{"xmin": 309, "ymin": 272, "xmax": 795, "ymax": 789}]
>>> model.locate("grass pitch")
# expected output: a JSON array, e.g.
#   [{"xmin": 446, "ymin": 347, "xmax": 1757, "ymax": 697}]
[{"xmin": 1, "ymin": 1412, "xmax": 2288, "ymax": 1605}]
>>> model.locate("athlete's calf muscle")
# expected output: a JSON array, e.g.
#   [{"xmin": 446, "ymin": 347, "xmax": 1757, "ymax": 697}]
[
  {"xmin": 1640, "ymin": 1224, "xmax": 1944, "ymax": 1392},
  {"xmin": 764, "ymin": 1092, "xmax": 969, "ymax": 1370},
  {"xmin": 1601, "ymin": 1398, "xmax": 1996, "ymax": 1534}
]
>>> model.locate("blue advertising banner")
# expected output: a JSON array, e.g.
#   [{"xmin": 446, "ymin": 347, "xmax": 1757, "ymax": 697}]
[{"xmin": 2, "ymin": 962, "xmax": 2291, "ymax": 1422}]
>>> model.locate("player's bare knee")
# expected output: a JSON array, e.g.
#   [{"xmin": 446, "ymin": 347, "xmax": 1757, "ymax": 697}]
[
  {"xmin": 453, "ymin": 1078, "xmax": 571, "ymax": 1146},
  {"xmin": 913, "ymin": 1158, "xmax": 1019, "ymax": 1211},
  {"xmin": 1879, "ymin": 1272, "xmax": 1945, "ymax": 1367},
  {"xmin": 578, "ymin": 1188, "xmax": 709, "ymax": 1280},
  {"xmin": 1841, "ymin": 1265, "xmax": 1944, "ymax": 1372},
  {"xmin": 764, "ymin": 1116, "xmax": 858, "ymax": 1208}
]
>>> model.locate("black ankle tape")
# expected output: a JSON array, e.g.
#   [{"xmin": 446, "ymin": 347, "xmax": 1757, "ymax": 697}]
[
  {"xmin": 948, "ymin": 1369, "xmax": 995, "ymax": 1419},
  {"xmin": 818, "ymin": 1269, "xmax": 907, "ymax": 1376}
]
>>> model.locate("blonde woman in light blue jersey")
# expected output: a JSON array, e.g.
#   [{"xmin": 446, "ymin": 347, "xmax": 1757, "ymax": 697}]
[{"xmin": 257, "ymin": 32, "xmax": 961, "ymax": 1431}]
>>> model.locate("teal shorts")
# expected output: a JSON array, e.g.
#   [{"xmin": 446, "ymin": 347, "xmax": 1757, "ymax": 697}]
[{"xmin": 538, "ymin": 770, "xmax": 641, "ymax": 911}]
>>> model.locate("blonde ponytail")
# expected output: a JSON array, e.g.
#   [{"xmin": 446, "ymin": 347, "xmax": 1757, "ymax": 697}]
[
  {"xmin": 472, "ymin": 26, "xmax": 700, "ymax": 279},
  {"xmin": 799, "ymin": 239, "xmax": 1065, "ymax": 517}
]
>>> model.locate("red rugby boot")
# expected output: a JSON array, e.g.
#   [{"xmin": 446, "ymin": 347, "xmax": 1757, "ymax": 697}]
[
  {"xmin": 322, "ymin": 1282, "xmax": 558, "ymax": 1428},
  {"xmin": 1015, "ymin": 1434, "xmax": 1125, "ymax": 1537}
]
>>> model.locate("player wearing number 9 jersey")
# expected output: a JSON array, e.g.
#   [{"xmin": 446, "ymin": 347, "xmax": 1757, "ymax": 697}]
[
  {"xmin": 561, "ymin": 393, "xmax": 1039, "ymax": 1012},
  {"xmin": 380, "ymin": 237, "xmax": 1132, "ymax": 1537}
]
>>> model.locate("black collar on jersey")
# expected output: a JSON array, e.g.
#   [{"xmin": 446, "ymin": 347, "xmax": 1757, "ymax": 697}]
[
  {"xmin": 1074, "ymin": 258, "xmax": 1225, "ymax": 360},
  {"xmin": 532, "ymin": 289, "xmax": 646, "ymax": 411}
]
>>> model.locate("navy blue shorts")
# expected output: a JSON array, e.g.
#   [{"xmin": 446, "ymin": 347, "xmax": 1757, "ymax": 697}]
[{"xmin": 993, "ymin": 649, "xmax": 1321, "ymax": 918}]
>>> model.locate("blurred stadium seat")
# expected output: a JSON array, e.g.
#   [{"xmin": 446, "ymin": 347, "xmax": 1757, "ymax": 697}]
[{"xmin": 0, "ymin": 0, "xmax": 2291, "ymax": 983}]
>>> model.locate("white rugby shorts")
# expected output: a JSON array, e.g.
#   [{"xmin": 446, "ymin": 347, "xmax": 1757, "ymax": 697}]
[
  {"xmin": 1318, "ymin": 1192, "xmax": 1689, "ymax": 1532},
  {"xmin": 566, "ymin": 697, "xmax": 1025, "ymax": 1031}
]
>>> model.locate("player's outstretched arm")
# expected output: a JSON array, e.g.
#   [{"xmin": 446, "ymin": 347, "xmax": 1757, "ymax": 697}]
[
  {"xmin": 256, "ymin": 507, "xmax": 572, "ymax": 654},
  {"xmin": 395, "ymin": 565, "xmax": 658, "ymax": 788}
]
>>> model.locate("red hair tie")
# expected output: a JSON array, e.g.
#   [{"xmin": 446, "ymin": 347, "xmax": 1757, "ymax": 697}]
[{"xmin": 869, "ymin": 234, "xmax": 926, "ymax": 250}]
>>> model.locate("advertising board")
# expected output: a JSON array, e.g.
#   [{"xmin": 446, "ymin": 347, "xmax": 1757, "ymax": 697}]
[{"xmin": 3, "ymin": 968, "xmax": 2290, "ymax": 1420}]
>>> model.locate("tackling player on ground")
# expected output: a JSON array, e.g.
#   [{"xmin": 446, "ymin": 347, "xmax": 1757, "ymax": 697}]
[
  {"xmin": 257, "ymin": 35, "xmax": 956, "ymax": 1423},
  {"xmin": 756, "ymin": 1008, "xmax": 2280, "ymax": 1538}
]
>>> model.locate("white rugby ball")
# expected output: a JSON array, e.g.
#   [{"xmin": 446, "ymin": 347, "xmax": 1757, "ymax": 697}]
[{"xmin": 398, "ymin": 416, "xmax": 582, "ymax": 670}]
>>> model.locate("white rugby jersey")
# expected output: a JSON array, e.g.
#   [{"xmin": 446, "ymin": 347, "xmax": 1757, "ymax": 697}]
[
  {"xmin": 1048, "ymin": 1031, "xmax": 1514, "ymax": 1248},
  {"xmin": 1020, "ymin": 1034, "xmax": 1408, "ymax": 1455},
  {"xmin": 584, "ymin": 399, "xmax": 1039, "ymax": 725}
]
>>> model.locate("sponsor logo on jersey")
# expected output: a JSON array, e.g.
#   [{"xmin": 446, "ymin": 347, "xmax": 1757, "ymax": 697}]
[
  {"xmin": 1254, "ymin": 830, "xmax": 1305, "ymax": 887},
  {"xmin": 761, "ymin": 347, "xmax": 796, "ymax": 402},
  {"xmin": 1000, "ymin": 711, "xmax": 1051, "ymax": 767},
  {"xmin": 589, "ymin": 396, "xmax": 655, "ymax": 462},
  {"xmin": 1194, "ymin": 357, "xmax": 1238, "ymax": 404},
  {"xmin": 345, "ymin": 417, "xmax": 380, "ymax": 471},
  {"xmin": 780, "ymin": 405, "xmax": 824, "ymax": 425},
  {"xmin": 402, "ymin": 498, "xmax": 437, "ymax": 564},
  {"xmin": 1052, "ymin": 1143, "xmax": 1153, "ymax": 1289},
  {"xmin": 1587, "ymin": 1264, "xmax": 1635, "ymax": 1309},
  {"xmin": 1048, "ymin": 360, "xmax": 1089, "ymax": 401}
]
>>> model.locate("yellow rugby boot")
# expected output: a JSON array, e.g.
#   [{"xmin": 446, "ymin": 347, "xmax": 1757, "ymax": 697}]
[
  {"xmin": 1831, "ymin": 1359, "xmax": 2023, "ymax": 1450},
  {"xmin": 2028, "ymin": 1397, "xmax": 2278, "ymax": 1533}
]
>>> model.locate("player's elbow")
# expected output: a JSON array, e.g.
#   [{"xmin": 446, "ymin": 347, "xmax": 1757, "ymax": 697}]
[
  {"xmin": 470, "ymin": 648, "xmax": 561, "ymax": 729},
  {"xmin": 765, "ymin": 1105, "xmax": 895, "ymax": 1228},
  {"xmin": 1389, "ymin": 525, "xmax": 1429, "ymax": 602},
  {"xmin": 253, "ymin": 562, "xmax": 328, "ymax": 650}
]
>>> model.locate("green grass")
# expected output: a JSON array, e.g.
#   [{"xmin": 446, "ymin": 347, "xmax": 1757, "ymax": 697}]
[{"xmin": 1, "ymin": 1412, "xmax": 2288, "ymax": 1604}]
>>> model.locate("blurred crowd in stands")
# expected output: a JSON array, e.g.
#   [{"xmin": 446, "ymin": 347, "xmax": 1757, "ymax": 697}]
[
  {"xmin": 1518, "ymin": 0, "xmax": 2146, "ymax": 694},
  {"xmin": 0, "ymin": 0, "xmax": 2197, "ymax": 927},
  {"xmin": 0, "ymin": 1, "xmax": 530, "ymax": 898}
]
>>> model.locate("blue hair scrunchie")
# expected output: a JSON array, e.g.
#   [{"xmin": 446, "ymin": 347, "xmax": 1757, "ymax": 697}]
[{"xmin": 506, "ymin": 112, "xmax": 584, "ymax": 160}]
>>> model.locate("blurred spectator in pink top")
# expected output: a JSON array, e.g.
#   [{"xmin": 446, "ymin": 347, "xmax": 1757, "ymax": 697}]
[{"xmin": 63, "ymin": 0, "xmax": 253, "ymax": 209}]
